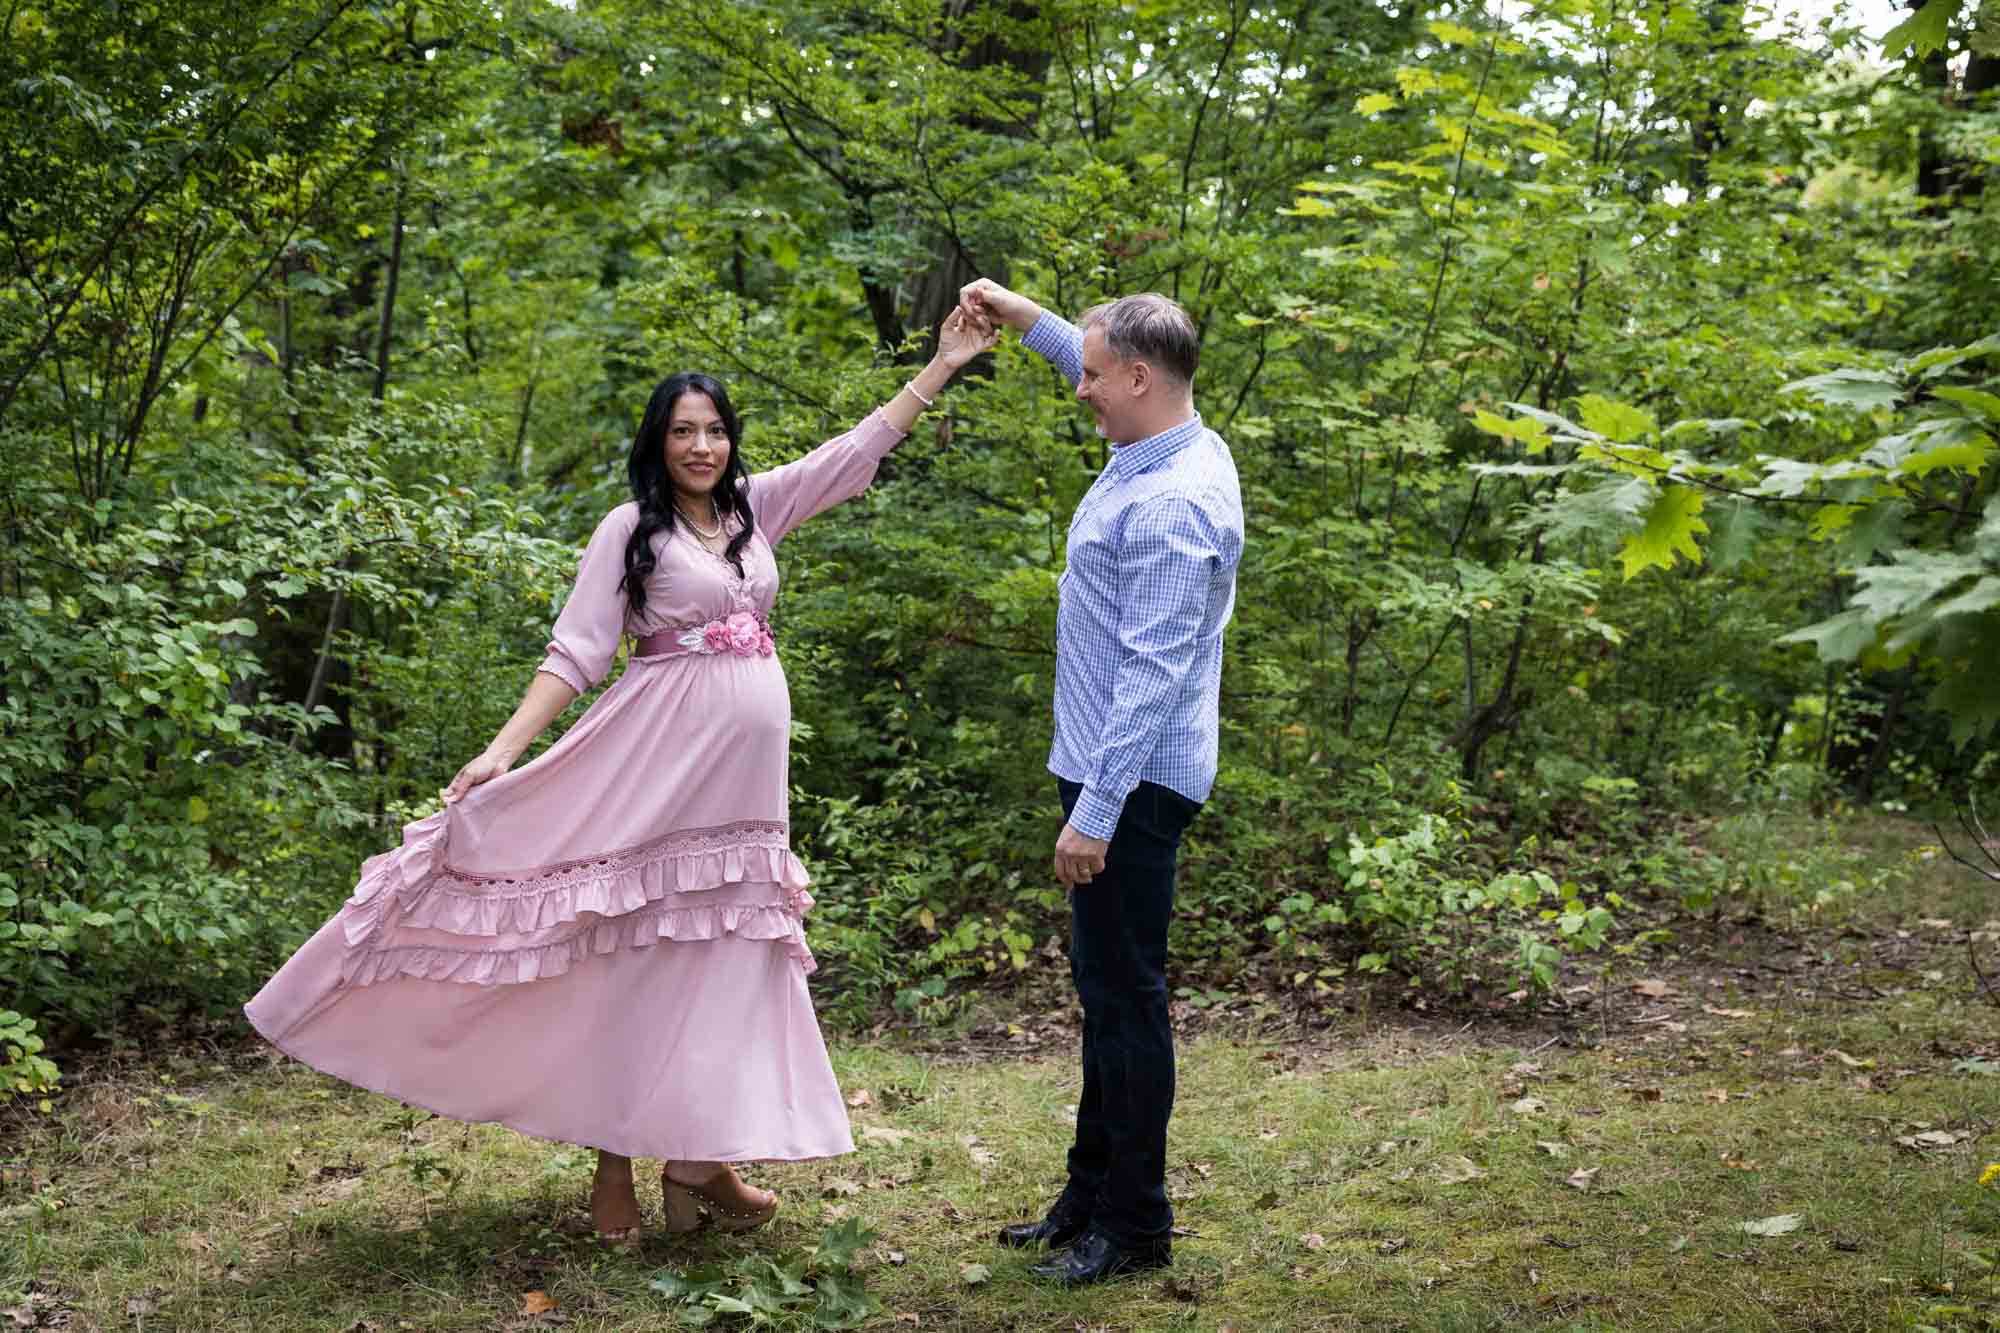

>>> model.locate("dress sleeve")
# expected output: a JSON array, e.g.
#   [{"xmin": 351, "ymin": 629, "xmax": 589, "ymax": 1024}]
[
  {"xmin": 537, "ymin": 504, "xmax": 638, "ymax": 694},
  {"xmin": 747, "ymin": 409, "xmax": 909, "ymax": 546}
]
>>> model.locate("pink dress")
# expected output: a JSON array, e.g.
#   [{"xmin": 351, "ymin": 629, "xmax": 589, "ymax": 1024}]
[{"xmin": 244, "ymin": 410, "xmax": 911, "ymax": 1162}]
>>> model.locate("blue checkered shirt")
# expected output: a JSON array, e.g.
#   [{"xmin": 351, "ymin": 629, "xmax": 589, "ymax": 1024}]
[{"xmin": 1024, "ymin": 311, "xmax": 1244, "ymax": 841}]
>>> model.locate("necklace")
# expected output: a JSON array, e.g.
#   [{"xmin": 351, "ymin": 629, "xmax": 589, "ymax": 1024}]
[{"xmin": 676, "ymin": 498, "xmax": 723, "ymax": 541}]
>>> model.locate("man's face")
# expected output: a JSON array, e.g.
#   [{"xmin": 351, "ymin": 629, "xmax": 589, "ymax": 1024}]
[{"xmin": 1077, "ymin": 326, "xmax": 1139, "ymax": 443}]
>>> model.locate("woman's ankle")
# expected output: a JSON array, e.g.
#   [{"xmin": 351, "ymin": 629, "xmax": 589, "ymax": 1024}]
[{"xmin": 664, "ymin": 1159, "xmax": 725, "ymax": 1186}]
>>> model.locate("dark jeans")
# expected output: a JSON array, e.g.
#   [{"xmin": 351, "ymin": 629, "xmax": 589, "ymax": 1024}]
[{"xmin": 1056, "ymin": 777, "xmax": 1201, "ymax": 1246}]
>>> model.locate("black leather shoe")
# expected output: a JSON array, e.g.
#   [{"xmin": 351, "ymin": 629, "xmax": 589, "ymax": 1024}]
[
  {"xmin": 997, "ymin": 1194, "xmax": 1090, "ymax": 1250},
  {"xmin": 1026, "ymin": 1226, "xmax": 1171, "ymax": 1286}
]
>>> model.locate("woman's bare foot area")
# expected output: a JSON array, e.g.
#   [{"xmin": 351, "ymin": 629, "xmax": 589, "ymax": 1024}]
[{"xmin": 591, "ymin": 1151, "xmax": 643, "ymax": 1245}]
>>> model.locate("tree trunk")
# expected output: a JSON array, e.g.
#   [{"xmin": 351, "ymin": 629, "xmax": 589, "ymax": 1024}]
[
  {"xmin": 901, "ymin": 0, "xmax": 1054, "ymax": 358},
  {"xmin": 1916, "ymin": 7, "xmax": 1997, "ymax": 207}
]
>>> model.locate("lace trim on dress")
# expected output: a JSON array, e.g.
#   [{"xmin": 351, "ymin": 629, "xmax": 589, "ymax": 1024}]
[
  {"xmin": 337, "ymin": 898, "xmax": 817, "ymax": 988},
  {"xmin": 337, "ymin": 812, "xmax": 817, "ymax": 981}
]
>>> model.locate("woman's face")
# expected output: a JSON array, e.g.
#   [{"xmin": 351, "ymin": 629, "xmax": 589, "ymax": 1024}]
[{"xmin": 664, "ymin": 391, "xmax": 732, "ymax": 504}]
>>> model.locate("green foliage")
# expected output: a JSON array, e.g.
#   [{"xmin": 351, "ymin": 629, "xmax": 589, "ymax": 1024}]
[
  {"xmin": 6, "ymin": 0, "xmax": 1998, "ymax": 1084},
  {"xmin": 646, "ymin": 1220, "xmax": 881, "ymax": 1328},
  {"xmin": 1474, "ymin": 332, "xmax": 2000, "ymax": 743},
  {"xmin": 0, "ymin": 1010, "xmax": 59, "ymax": 1101},
  {"xmin": 1324, "ymin": 807, "xmax": 1619, "ymax": 997}
]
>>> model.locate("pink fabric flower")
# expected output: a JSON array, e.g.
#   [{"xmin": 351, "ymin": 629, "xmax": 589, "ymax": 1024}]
[
  {"xmin": 724, "ymin": 611, "xmax": 763, "ymax": 656},
  {"xmin": 702, "ymin": 620, "xmax": 732, "ymax": 652},
  {"xmin": 756, "ymin": 629, "xmax": 776, "ymax": 656}
]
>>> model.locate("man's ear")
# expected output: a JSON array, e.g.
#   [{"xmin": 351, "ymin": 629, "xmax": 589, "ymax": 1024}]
[{"xmin": 1128, "ymin": 358, "xmax": 1153, "ymax": 397}]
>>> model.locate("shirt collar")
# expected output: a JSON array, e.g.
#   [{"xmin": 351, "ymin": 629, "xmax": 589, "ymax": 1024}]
[{"xmin": 1108, "ymin": 413, "xmax": 1204, "ymax": 479}]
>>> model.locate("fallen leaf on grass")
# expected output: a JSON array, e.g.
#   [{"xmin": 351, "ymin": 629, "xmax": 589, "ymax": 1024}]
[
  {"xmin": 125, "ymin": 1294, "xmax": 159, "ymax": 1317},
  {"xmin": 959, "ymin": 1262, "xmax": 990, "ymax": 1286},
  {"xmin": 1703, "ymin": 1088, "xmax": 1730, "ymax": 1103},
  {"xmin": 1511, "ymin": 1096, "xmax": 1548, "ymax": 1114},
  {"xmin": 1739, "ymin": 1213, "xmax": 1803, "ymax": 1237},
  {"xmin": 860, "ymin": 1126, "xmax": 914, "ymax": 1147},
  {"xmin": 520, "ymin": 1291, "xmax": 558, "ymax": 1316},
  {"xmin": 1632, "ymin": 1087, "xmax": 1663, "ymax": 1103},
  {"xmin": 893, "ymin": 1315, "xmax": 920, "ymax": 1326},
  {"xmin": 1301, "ymin": 1233, "xmax": 1326, "ymax": 1250},
  {"xmin": 845, "ymin": 1088, "xmax": 873, "ymax": 1109},
  {"xmin": 1536, "ymin": 1141, "xmax": 1571, "ymax": 1159},
  {"xmin": 1254, "ymin": 1189, "xmax": 1281, "ymax": 1210},
  {"xmin": 1435, "ymin": 1155, "xmax": 1487, "ymax": 1185},
  {"xmin": 1258, "ymin": 1128, "xmax": 1280, "ymax": 1140},
  {"xmin": 1897, "ymin": 1130, "xmax": 1966, "ymax": 1150},
  {"xmin": 1827, "ymin": 1049, "xmax": 1874, "ymax": 1069},
  {"xmin": 1564, "ymin": 1167, "xmax": 1600, "ymax": 1192},
  {"xmin": 1631, "ymin": 979, "xmax": 1674, "ymax": 998},
  {"xmin": 1378, "ymin": 1237, "xmax": 1409, "ymax": 1254},
  {"xmin": 960, "ymin": 1135, "xmax": 998, "ymax": 1167},
  {"xmin": 822, "ymin": 1178, "xmax": 863, "ymax": 1197},
  {"xmin": 1702, "ymin": 1005, "xmax": 1754, "ymax": 1019}
]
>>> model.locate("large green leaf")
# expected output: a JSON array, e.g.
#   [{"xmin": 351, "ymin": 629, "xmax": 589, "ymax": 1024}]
[
  {"xmin": 1538, "ymin": 475, "xmax": 1654, "ymax": 543},
  {"xmin": 1778, "ymin": 608, "xmax": 1876, "ymax": 662},
  {"xmin": 1897, "ymin": 441, "xmax": 1993, "ymax": 478},
  {"xmin": 1617, "ymin": 485, "xmax": 1707, "ymax": 579},
  {"xmin": 1932, "ymin": 576, "xmax": 2000, "ymax": 620},
  {"xmin": 1849, "ymin": 550, "xmax": 1985, "ymax": 621},
  {"xmin": 1933, "ymin": 386, "xmax": 2000, "ymax": 422},
  {"xmin": 1879, "ymin": 0, "xmax": 1961, "ymax": 59},
  {"xmin": 1779, "ymin": 369, "xmax": 1902, "ymax": 412},
  {"xmin": 1576, "ymin": 393, "xmax": 1657, "ymax": 444}
]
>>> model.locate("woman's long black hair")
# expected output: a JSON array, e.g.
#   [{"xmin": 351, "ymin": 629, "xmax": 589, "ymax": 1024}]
[{"xmin": 620, "ymin": 371, "xmax": 756, "ymax": 614}]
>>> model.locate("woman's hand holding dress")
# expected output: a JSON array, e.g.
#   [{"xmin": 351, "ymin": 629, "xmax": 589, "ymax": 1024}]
[{"xmin": 440, "ymin": 671, "xmax": 581, "ymax": 804}]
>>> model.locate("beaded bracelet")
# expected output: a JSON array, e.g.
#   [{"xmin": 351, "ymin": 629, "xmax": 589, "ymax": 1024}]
[{"xmin": 905, "ymin": 381, "xmax": 936, "ymax": 408}]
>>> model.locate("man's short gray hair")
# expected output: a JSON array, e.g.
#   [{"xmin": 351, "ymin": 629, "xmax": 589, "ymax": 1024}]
[{"xmin": 1078, "ymin": 293, "xmax": 1198, "ymax": 386}]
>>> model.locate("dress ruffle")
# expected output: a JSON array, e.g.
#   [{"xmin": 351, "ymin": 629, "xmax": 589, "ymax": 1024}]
[
  {"xmin": 337, "ymin": 812, "xmax": 817, "ymax": 987},
  {"xmin": 337, "ymin": 899, "xmax": 816, "ymax": 987}
]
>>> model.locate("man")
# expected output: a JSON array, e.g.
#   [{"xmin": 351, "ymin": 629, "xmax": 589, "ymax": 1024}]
[{"xmin": 958, "ymin": 278, "xmax": 1243, "ymax": 1286}]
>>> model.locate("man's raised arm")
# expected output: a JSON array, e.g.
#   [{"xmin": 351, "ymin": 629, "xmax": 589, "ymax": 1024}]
[
  {"xmin": 961, "ymin": 278, "xmax": 1087, "ymax": 388},
  {"xmin": 958, "ymin": 277, "xmax": 1040, "ymax": 333}
]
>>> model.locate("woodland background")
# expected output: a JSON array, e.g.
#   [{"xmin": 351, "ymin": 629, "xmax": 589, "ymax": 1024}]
[{"xmin": 3, "ymin": 0, "xmax": 1997, "ymax": 1096}]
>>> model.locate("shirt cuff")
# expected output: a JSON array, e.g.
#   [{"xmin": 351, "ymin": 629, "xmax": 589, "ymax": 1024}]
[{"xmin": 1067, "ymin": 785, "xmax": 1127, "ymax": 842}]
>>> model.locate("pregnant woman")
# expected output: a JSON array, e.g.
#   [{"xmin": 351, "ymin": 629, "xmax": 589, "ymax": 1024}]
[{"xmin": 247, "ymin": 310, "xmax": 995, "ymax": 1243}]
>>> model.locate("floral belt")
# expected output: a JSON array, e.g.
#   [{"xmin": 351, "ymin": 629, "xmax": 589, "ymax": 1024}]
[{"xmin": 634, "ymin": 610, "xmax": 775, "ymax": 659}]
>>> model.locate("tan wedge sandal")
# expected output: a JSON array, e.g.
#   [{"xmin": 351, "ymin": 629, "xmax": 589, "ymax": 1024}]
[{"xmin": 662, "ymin": 1164, "xmax": 779, "ymax": 1233}]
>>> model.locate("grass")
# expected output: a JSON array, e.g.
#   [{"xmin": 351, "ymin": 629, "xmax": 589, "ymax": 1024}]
[
  {"xmin": 5, "ymin": 810, "xmax": 1997, "ymax": 1330},
  {"xmin": 1698, "ymin": 803, "xmax": 1983, "ymax": 928},
  {"xmin": 4, "ymin": 980, "xmax": 1998, "ymax": 1332}
]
